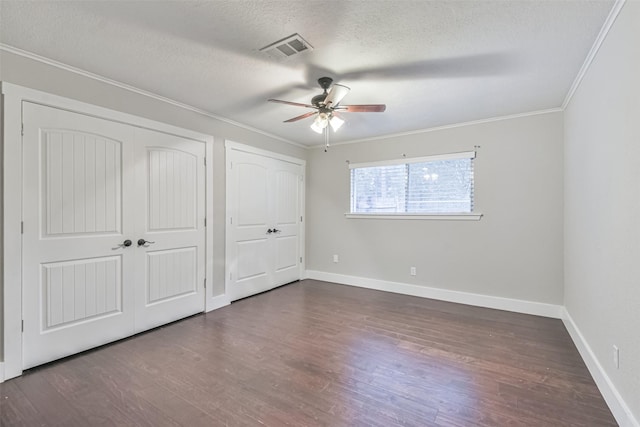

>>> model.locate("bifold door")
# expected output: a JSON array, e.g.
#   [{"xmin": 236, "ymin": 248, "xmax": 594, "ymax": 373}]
[
  {"xmin": 226, "ymin": 148, "xmax": 303, "ymax": 301},
  {"xmin": 21, "ymin": 102, "xmax": 205, "ymax": 369}
]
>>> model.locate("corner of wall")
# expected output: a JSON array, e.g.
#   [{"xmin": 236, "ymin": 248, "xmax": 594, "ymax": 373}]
[
  {"xmin": 0, "ymin": 87, "xmax": 5, "ymax": 364},
  {"xmin": 562, "ymin": 308, "xmax": 640, "ymax": 427}
]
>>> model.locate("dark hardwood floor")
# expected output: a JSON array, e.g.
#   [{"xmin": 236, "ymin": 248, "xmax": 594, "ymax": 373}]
[{"xmin": 0, "ymin": 280, "xmax": 617, "ymax": 426}]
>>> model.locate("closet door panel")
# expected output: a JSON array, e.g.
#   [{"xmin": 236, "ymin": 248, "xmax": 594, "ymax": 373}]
[
  {"xmin": 22, "ymin": 102, "xmax": 136, "ymax": 369},
  {"xmin": 133, "ymin": 127, "xmax": 205, "ymax": 331}
]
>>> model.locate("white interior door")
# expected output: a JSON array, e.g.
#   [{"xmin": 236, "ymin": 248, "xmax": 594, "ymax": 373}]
[
  {"xmin": 133, "ymin": 127, "xmax": 206, "ymax": 332},
  {"xmin": 227, "ymin": 150, "xmax": 272, "ymax": 301},
  {"xmin": 226, "ymin": 147, "xmax": 303, "ymax": 301},
  {"xmin": 272, "ymin": 160, "xmax": 303, "ymax": 286},
  {"xmin": 22, "ymin": 102, "xmax": 136, "ymax": 369},
  {"xmin": 21, "ymin": 103, "xmax": 206, "ymax": 369}
]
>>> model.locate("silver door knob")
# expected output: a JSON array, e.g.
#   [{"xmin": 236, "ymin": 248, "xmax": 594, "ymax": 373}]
[
  {"xmin": 137, "ymin": 239, "xmax": 155, "ymax": 247},
  {"xmin": 113, "ymin": 239, "xmax": 132, "ymax": 250}
]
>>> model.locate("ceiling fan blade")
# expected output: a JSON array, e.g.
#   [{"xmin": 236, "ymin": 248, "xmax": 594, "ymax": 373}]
[
  {"xmin": 323, "ymin": 84, "xmax": 350, "ymax": 107},
  {"xmin": 338, "ymin": 53, "xmax": 516, "ymax": 80},
  {"xmin": 283, "ymin": 111, "xmax": 317, "ymax": 123},
  {"xmin": 336, "ymin": 104, "xmax": 387, "ymax": 113},
  {"xmin": 268, "ymin": 99, "xmax": 316, "ymax": 109}
]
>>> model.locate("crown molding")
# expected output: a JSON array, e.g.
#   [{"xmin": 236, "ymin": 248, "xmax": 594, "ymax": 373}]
[
  {"xmin": 561, "ymin": 0, "xmax": 626, "ymax": 109},
  {"xmin": 310, "ymin": 108, "xmax": 563, "ymax": 149},
  {"xmin": 0, "ymin": 43, "xmax": 306, "ymax": 149}
]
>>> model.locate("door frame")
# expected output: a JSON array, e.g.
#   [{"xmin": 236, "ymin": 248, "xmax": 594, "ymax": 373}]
[
  {"xmin": 1, "ymin": 82, "xmax": 217, "ymax": 381},
  {"xmin": 224, "ymin": 140, "xmax": 306, "ymax": 300}
]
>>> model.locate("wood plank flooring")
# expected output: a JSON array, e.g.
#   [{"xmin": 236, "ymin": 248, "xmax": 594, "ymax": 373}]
[{"xmin": 0, "ymin": 280, "xmax": 617, "ymax": 426}]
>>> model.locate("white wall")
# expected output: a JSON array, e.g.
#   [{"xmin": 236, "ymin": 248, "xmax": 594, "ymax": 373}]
[
  {"xmin": 0, "ymin": 50, "xmax": 307, "ymax": 366},
  {"xmin": 306, "ymin": 111, "xmax": 564, "ymax": 306},
  {"xmin": 564, "ymin": 1, "xmax": 640, "ymax": 423}
]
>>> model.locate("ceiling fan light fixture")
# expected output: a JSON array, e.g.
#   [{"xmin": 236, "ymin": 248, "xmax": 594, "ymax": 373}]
[
  {"xmin": 310, "ymin": 120, "xmax": 324, "ymax": 134},
  {"xmin": 311, "ymin": 112, "xmax": 330, "ymax": 133},
  {"xmin": 329, "ymin": 115, "xmax": 344, "ymax": 132}
]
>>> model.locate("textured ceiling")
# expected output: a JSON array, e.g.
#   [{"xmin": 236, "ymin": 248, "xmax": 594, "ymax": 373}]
[{"xmin": 0, "ymin": 0, "xmax": 615, "ymax": 146}]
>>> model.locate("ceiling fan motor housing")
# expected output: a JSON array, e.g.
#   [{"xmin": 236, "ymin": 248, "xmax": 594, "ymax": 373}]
[
  {"xmin": 312, "ymin": 77, "xmax": 333, "ymax": 106},
  {"xmin": 311, "ymin": 94, "xmax": 326, "ymax": 107}
]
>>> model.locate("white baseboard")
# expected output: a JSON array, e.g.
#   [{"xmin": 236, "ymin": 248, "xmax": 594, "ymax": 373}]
[
  {"xmin": 562, "ymin": 308, "xmax": 639, "ymax": 427},
  {"xmin": 305, "ymin": 270, "xmax": 563, "ymax": 318},
  {"xmin": 206, "ymin": 294, "xmax": 231, "ymax": 312},
  {"xmin": 0, "ymin": 362, "xmax": 4, "ymax": 383}
]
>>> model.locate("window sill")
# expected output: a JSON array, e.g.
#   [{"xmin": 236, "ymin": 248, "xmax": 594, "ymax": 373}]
[{"xmin": 344, "ymin": 213, "xmax": 483, "ymax": 221}]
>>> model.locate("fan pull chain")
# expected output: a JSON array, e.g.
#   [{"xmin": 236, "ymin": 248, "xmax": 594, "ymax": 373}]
[{"xmin": 324, "ymin": 127, "xmax": 330, "ymax": 152}]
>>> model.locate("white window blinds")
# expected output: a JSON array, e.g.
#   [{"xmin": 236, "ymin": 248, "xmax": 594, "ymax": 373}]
[{"xmin": 349, "ymin": 151, "xmax": 475, "ymax": 214}]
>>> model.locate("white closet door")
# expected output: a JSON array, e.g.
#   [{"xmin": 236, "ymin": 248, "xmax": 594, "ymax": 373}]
[
  {"xmin": 227, "ymin": 150, "xmax": 272, "ymax": 301},
  {"xmin": 271, "ymin": 160, "xmax": 303, "ymax": 286},
  {"xmin": 132, "ymin": 127, "xmax": 205, "ymax": 331},
  {"xmin": 226, "ymin": 148, "xmax": 302, "ymax": 301},
  {"xmin": 21, "ymin": 103, "xmax": 206, "ymax": 370},
  {"xmin": 22, "ymin": 103, "xmax": 136, "ymax": 369}
]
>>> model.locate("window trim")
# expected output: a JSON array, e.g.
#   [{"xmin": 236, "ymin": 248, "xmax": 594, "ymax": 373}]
[
  {"xmin": 348, "ymin": 151, "xmax": 481, "ymax": 219},
  {"xmin": 348, "ymin": 151, "xmax": 476, "ymax": 170},
  {"xmin": 345, "ymin": 213, "xmax": 483, "ymax": 220}
]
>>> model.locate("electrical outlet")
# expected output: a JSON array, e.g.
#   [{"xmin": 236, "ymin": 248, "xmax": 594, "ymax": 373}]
[
  {"xmin": 410, "ymin": 266, "xmax": 417, "ymax": 276},
  {"xmin": 613, "ymin": 345, "xmax": 619, "ymax": 369},
  {"xmin": 333, "ymin": 254, "xmax": 339, "ymax": 263}
]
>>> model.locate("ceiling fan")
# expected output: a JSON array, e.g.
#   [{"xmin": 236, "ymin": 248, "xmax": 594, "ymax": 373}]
[{"xmin": 268, "ymin": 77, "xmax": 386, "ymax": 134}]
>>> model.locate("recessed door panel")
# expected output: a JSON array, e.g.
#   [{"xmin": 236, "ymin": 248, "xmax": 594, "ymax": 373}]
[
  {"xmin": 42, "ymin": 256, "xmax": 122, "ymax": 330},
  {"xmin": 275, "ymin": 236, "xmax": 298, "ymax": 272},
  {"xmin": 236, "ymin": 163, "xmax": 268, "ymax": 227},
  {"xmin": 236, "ymin": 239, "xmax": 269, "ymax": 280},
  {"xmin": 274, "ymin": 170, "xmax": 299, "ymax": 226},
  {"xmin": 148, "ymin": 148, "xmax": 197, "ymax": 231},
  {"xmin": 42, "ymin": 130, "xmax": 122, "ymax": 236},
  {"xmin": 147, "ymin": 247, "xmax": 197, "ymax": 304}
]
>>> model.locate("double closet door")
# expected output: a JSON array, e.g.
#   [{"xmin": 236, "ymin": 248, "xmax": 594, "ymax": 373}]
[
  {"xmin": 226, "ymin": 146, "xmax": 303, "ymax": 301},
  {"xmin": 21, "ymin": 102, "xmax": 206, "ymax": 369}
]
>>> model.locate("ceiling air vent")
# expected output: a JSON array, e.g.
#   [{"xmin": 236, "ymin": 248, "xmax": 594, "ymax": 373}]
[{"xmin": 260, "ymin": 34, "xmax": 313, "ymax": 59}]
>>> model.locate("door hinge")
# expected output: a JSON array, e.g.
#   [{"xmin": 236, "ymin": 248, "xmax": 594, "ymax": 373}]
[
  {"xmin": 204, "ymin": 217, "xmax": 207, "ymax": 227},
  {"xmin": 300, "ymin": 216, "xmax": 303, "ymax": 222},
  {"xmin": 300, "ymin": 257, "xmax": 302, "ymax": 263},
  {"xmin": 204, "ymin": 278, "xmax": 206, "ymax": 289},
  {"xmin": 229, "ymin": 162, "xmax": 233, "ymax": 170},
  {"xmin": 22, "ymin": 320, "xmax": 24, "ymax": 332},
  {"xmin": 230, "ymin": 217, "xmax": 233, "ymax": 225},
  {"xmin": 21, "ymin": 123, "xmax": 24, "ymax": 136},
  {"xmin": 204, "ymin": 158, "xmax": 207, "ymax": 166},
  {"xmin": 21, "ymin": 221, "xmax": 24, "ymax": 234}
]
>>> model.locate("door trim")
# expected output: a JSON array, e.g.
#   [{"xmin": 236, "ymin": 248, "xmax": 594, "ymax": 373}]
[
  {"xmin": 224, "ymin": 140, "xmax": 306, "ymax": 299},
  {"xmin": 1, "ymin": 82, "xmax": 215, "ymax": 381}
]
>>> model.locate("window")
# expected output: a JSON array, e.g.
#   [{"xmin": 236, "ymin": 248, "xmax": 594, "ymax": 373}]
[{"xmin": 349, "ymin": 151, "xmax": 478, "ymax": 218}]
